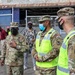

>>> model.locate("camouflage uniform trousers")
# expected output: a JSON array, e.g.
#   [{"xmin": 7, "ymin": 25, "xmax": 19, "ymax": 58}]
[
  {"xmin": 6, "ymin": 65, "xmax": 23, "ymax": 75},
  {"xmin": 35, "ymin": 66, "xmax": 56, "ymax": 75}
]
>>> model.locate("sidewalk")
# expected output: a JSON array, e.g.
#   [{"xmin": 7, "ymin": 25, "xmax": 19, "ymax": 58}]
[{"xmin": 24, "ymin": 54, "xmax": 35, "ymax": 75}]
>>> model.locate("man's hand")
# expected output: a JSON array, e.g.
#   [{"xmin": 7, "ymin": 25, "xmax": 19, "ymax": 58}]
[
  {"xmin": 31, "ymin": 38, "xmax": 35, "ymax": 42},
  {"xmin": 9, "ymin": 41, "xmax": 17, "ymax": 48},
  {"xmin": 34, "ymin": 54, "xmax": 39, "ymax": 61},
  {"xmin": 0, "ymin": 59, "xmax": 4, "ymax": 66}
]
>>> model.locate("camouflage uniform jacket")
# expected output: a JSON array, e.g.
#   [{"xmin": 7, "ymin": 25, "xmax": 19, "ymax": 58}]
[
  {"xmin": 23, "ymin": 28, "xmax": 36, "ymax": 47},
  {"xmin": 67, "ymin": 28, "xmax": 75, "ymax": 74},
  {"xmin": 3, "ymin": 33, "xmax": 28, "ymax": 66},
  {"xmin": 32, "ymin": 28, "xmax": 63, "ymax": 71}
]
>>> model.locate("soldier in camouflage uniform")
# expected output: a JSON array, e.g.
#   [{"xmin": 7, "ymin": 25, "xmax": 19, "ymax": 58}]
[
  {"xmin": 0, "ymin": 22, "xmax": 28, "ymax": 75},
  {"xmin": 32, "ymin": 15, "xmax": 63, "ymax": 75},
  {"xmin": 57, "ymin": 7, "xmax": 75, "ymax": 75}
]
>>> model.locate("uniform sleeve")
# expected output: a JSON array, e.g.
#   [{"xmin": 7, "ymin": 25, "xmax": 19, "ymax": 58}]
[
  {"xmin": 31, "ymin": 42, "xmax": 37, "ymax": 57},
  {"xmin": 68, "ymin": 35, "xmax": 75, "ymax": 73},
  {"xmin": 16, "ymin": 35, "xmax": 29, "ymax": 52},
  {"xmin": 38, "ymin": 32, "xmax": 63, "ymax": 62}
]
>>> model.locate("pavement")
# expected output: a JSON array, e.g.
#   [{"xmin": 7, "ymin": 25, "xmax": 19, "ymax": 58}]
[
  {"xmin": 24, "ymin": 54, "xmax": 35, "ymax": 75},
  {"xmin": 0, "ymin": 54, "xmax": 35, "ymax": 75}
]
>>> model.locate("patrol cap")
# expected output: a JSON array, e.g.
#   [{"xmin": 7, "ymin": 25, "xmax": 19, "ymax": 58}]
[
  {"xmin": 39, "ymin": 15, "xmax": 50, "ymax": 22},
  {"xmin": 57, "ymin": 7, "xmax": 74, "ymax": 17},
  {"xmin": 10, "ymin": 22, "xmax": 18, "ymax": 27}
]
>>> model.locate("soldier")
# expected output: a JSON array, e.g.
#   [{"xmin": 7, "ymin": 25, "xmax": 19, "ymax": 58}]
[
  {"xmin": 0, "ymin": 22, "xmax": 28, "ymax": 75},
  {"xmin": 31, "ymin": 15, "xmax": 63, "ymax": 75},
  {"xmin": 57, "ymin": 7, "xmax": 75, "ymax": 75}
]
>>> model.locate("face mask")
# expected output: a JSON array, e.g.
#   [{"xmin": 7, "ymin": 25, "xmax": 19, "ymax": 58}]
[
  {"xmin": 11, "ymin": 27, "xmax": 18, "ymax": 36},
  {"xmin": 28, "ymin": 25, "xmax": 32, "ymax": 29},
  {"xmin": 58, "ymin": 22, "xmax": 63, "ymax": 30},
  {"xmin": 57, "ymin": 18, "xmax": 64, "ymax": 30},
  {"xmin": 28, "ymin": 23, "xmax": 32, "ymax": 29},
  {"xmin": 7, "ymin": 29, "xmax": 10, "ymax": 32},
  {"xmin": 39, "ymin": 24, "xmax": 46, "ymax": 31}
]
